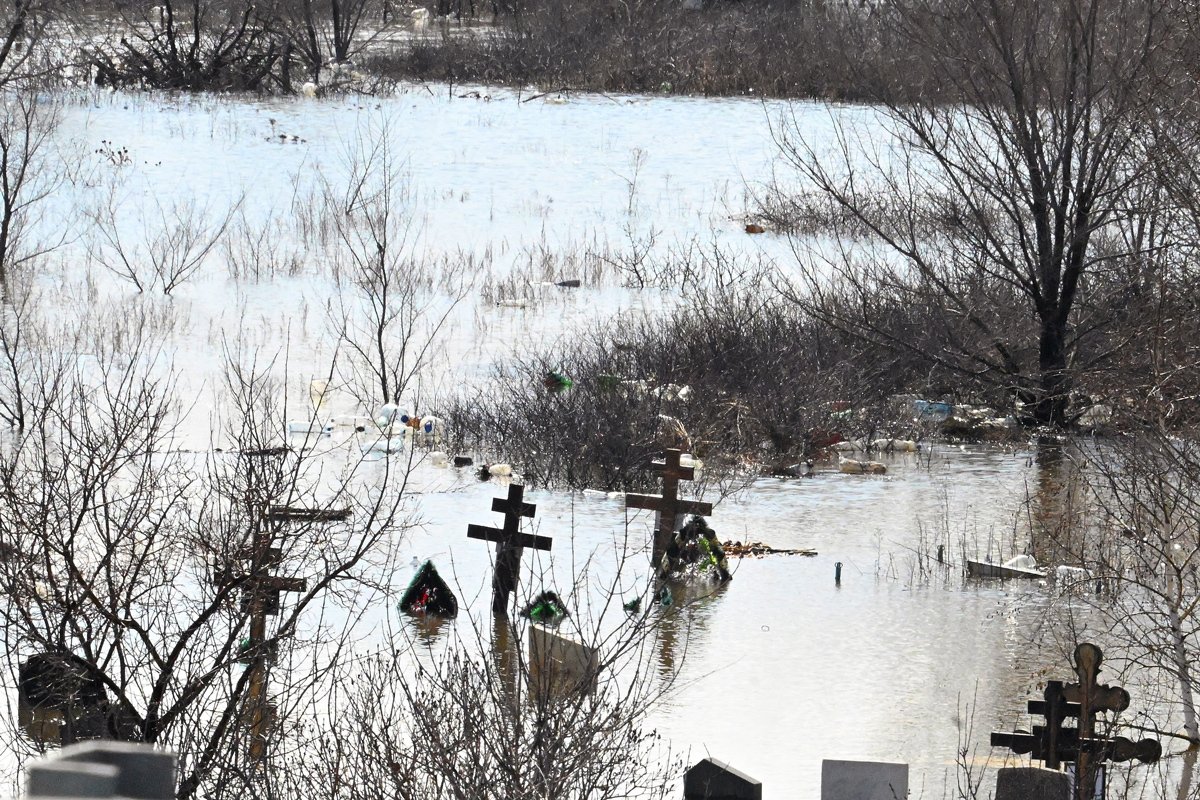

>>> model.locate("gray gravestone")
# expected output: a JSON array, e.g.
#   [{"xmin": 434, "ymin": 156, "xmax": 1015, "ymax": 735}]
[
  {"xmin": 995, "ymin": 767, "xmax": 1070, "ymax": 800},
  {"xmin": 683, "ymin": 758, "xmax": 762, "ymax": 799},
  {"xmin": 28, "ymin": 741, "xmax": 177, "ymax": 800},
  {"xmin": 27, "ymin": 761, "xmax": 119, "ymax": 798},
  {"xmin": 821, "ymin": 759, "xmax": 909, "ymax": 800},
  {"xmin": 528, "ymin": 624, "xmax": 599, "ymax": 697}
]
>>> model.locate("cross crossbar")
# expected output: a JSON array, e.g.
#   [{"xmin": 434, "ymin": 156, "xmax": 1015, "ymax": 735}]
[
  {"xmin": 626, "ymin": 494, "xmax": 713, "ymax": 516},
  {"xmin": 492, "ymin": 496, "xmax": 536, "ymax": 518},
  {"xmin": 467, "ymin": 523, "xmax": 552, "ymax": 551}
]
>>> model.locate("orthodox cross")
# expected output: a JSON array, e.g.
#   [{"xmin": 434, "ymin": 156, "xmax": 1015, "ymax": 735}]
[
  {"xmin": 625, "ymin": 449, "xmax": 712, "ymax": 574},
  {"xmin": 467, "ymin": 483, "xmax": 552, "ymax": 615},
  {"xmin": 991, "ymin": 642, "xmax": 1160, "ymax": 799},
  {"xmin": 214, "ymin": 516, "xmax": 309, "ymax": 764},
  {"xmin": 213, "ymin": 445, "xmax": 356, "ymax": 766}
]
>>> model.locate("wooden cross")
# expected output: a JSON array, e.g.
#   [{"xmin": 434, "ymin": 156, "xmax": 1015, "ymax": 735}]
[
  {"xmin": 625, "ymin": 449, "xmax": 712, "ymax": 574},
  {"xmin": 467, "ymin": 483, "xmax": 552, "ymax": 616}
]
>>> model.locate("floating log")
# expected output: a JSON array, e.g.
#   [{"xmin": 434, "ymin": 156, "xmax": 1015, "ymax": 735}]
[{"xmin": 266, "ymin": 505, "xmax": 352, "ymax": 522}]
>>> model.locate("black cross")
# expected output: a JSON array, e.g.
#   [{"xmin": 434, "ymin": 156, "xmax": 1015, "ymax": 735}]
[
  {"xmin": 467, "ymin": 483, "xmax": 552, "ymax": 616},
  {"xmin": 991, "ymin": 642, "xmax": 1160, "ymax": 795},
  {"xmin": 626, "ymin": 449, "xmax": 712, "ymax": 573}
]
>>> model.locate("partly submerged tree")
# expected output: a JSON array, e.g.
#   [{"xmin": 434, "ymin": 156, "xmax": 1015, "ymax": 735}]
[
  {"xmin": 89, "ymin": 0, "xmax": 286, "ymax": 91},
  {"xmin": 275, "ymin": 0, "xmax": 389, "ymax": 84},
  {"xmin": 323, "ymin": 121, "xmax": 466, "ymax": 413},
  {"xmin": 776, "ymin": 0, "xmax": 1182, "ymax": 425}
]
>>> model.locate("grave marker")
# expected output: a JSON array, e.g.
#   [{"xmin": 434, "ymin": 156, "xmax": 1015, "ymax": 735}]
[
  {"xmin": 467, "ymin": 483, "xmax": 552, "ymax": 615},
  {"xmin": 626, "ymin": 449, "xmax": 712, "ymax": 574},
  {"xmin": 528, "ymin": 624, "xmax": 599, "ymax": 698},
  {"xmin": 684, "ymin": 758, "xmax": 762, "ymax": 800},
  {"xmin": 991, "ymin": 643, "xmax": 1161, "ymax": 800},
  {"xmin": 994, "ymin": 767, "xmax": 1070, "ymax": 800},
  {"xmin": 28, "ymin": 741, "xmax": 176, "ymax": 800},
  {"xmin": 821, "ymin": 759, "xmax": 909, "ymax": 800}
]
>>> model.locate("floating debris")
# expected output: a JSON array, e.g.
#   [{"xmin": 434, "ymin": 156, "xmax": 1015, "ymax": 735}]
[
  {"xmin": 839, "ymin": 458, "xmax": 887, "ymax": 475},
  {"xmin": 543, "ymin": 371, "xmax": 573, "ymax": 393},
  {"xmin": 722, "ymin": 540, "xmax": 818, "ymax": 558}
]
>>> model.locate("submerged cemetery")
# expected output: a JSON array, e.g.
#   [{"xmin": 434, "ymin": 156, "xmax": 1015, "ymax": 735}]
[{"xmin": 2, "ymin": 0, "xmax": 1200, "ymax": 798}]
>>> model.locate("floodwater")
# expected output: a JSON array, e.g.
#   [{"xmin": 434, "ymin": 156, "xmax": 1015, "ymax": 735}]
[{"xmin": 14, "ymin": 85, "xmax": 1171, "ymax": 797}]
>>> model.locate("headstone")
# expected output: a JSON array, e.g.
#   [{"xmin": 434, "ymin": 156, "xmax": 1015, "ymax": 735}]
[
  {"xmin": 821, "ymin": 759, "xmax": 909, "ymax": 800},
  {"xmin": 683, "ymin": 758, "xmax": 762, "ymax": 800},
  {"xmin": 29, "ymin": 741, "xmax": 176, "ymax": 800},
  {"xmin": 18, "ymin": 652, "xmax": 111, "ymax": 746},
  {"xmin": 27, "ymin": 761, "xmax": 119, "ymax": 798},
  {"xmin": 528, "ymin": 624, "xmax": 599, "ymax": 697},
  {"xmin": 995, "ymin": 767, "xmax": 1070, "ymax": 800}
]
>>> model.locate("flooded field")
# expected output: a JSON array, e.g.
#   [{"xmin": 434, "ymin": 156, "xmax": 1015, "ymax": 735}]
[{"xmin": 5, "ymin": 85, "xmax": 1174, "ymax": 798}]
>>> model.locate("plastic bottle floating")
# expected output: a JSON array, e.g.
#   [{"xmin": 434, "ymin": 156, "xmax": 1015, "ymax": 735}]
[
  {"xmin": 413, "ymin": 416, "xmax": 443, "ymax": 439},
  {"xmin": 287, "ymin": 419, "xmax": 334, "ymax": 436},
  {"xmin": 374, "ymin": 403, "xmax": 404, "ymax": 428}
]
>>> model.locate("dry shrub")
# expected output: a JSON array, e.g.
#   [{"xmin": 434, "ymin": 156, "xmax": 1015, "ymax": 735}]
[
  {"xmin": 444, "ymin": 286, "xmax": 932, "ymax": 490},
  {"xmin": 365, "ymin": 0, "xmax": 931, "ymax": 100}
]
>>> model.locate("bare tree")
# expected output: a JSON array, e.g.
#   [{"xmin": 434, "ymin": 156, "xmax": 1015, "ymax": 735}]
[
  {"xmin": 88, "ymin": 186, "xmax": 241, "ymax": 295},
  {"xmin": 90, "ymin": 0, "xmax": 286, "ymax": 91},
  {"xmin": 0, "ymin": 88, "xmax": 65, "ymax": 292},
  {"xmin": 322, "ymin": 122, "xmax": 465, "ymax": 412},
  {"xmin": 276, "ymin": 554, "xmax": 688, "ymax": 800},
  {"xmin": 274, "ymin": 0, "xmax": 388, "ymax": 84},
  {"xmin": 775, "ymin": 0, "xmax": 1180, "ymax": 425},
  {"xmin": 0, "ymin": 332, "xmax": 411, "ymax": 797},
  {"xmin": 1060, "ymin": 432, "xmax": 1200, "ymax": 749}
]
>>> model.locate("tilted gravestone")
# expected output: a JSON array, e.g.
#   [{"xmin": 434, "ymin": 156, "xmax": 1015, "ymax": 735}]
[
  {"xmin": 528, "ymin": 624, "xmax": 599, "ymax": 698},
  {"xmin": 821, "ymin": 759, "xmax": 909, "ymax": 800},
  {"xmin": 468, "ymin": 483, "xmax": 553, "ymax": 616},
  {"xmin": 683, "ymin": 758, "xmax": 762, "ymax": 800}
]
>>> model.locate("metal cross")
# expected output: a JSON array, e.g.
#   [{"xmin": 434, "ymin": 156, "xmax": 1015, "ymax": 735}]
[
  {"xmin": 467, "ymin": 483, "xmax": 552, "ymax": 615},
  {"xmin": 991, "ymin": 642, "xmax": 1160, "ymax": 797}
]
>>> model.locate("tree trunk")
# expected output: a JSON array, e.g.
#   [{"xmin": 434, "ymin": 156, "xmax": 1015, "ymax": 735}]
[
  {"xmin": 1169, "ymin": 596, "xmax": 1200, "ymax": 742},
  {"xmin": 1036, "ymin": 316, "xmax": 1071, "ymax": 425}
]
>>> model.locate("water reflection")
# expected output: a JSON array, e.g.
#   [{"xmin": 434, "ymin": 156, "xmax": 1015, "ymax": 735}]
[
  {"xmin": 652, "ymin": 579, "xmax": 729, "ymax": 680},
  {"xmin": 406, "ymin": 613, "xmax": 451, "ymax": 647}
]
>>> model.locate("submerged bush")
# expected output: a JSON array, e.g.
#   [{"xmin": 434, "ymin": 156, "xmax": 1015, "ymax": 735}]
[{"xmin": 444, "ymin": 285, "xmax": 948, "ymax": 490}]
